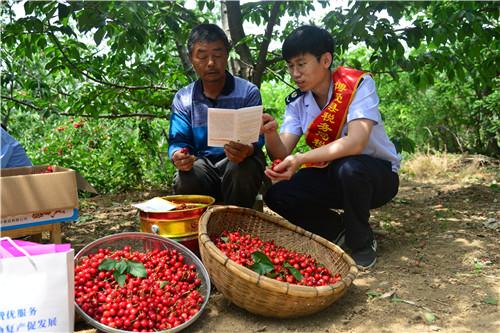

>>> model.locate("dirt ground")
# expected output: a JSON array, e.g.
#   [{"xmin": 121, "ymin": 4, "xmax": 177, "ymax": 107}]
[{"xmin": 67, "ymin": 154, "xmax": 499, "ymax": 333}]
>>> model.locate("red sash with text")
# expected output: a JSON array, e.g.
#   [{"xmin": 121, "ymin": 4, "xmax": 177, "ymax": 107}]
[{"xmin": 303, "ymin": 67, "xmax": 368, "ymax": 167}]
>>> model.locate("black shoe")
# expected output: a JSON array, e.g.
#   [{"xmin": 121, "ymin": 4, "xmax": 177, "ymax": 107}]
[{"xmin": 352, "ymin": 239, "xmax": 377, "ymax": 270}]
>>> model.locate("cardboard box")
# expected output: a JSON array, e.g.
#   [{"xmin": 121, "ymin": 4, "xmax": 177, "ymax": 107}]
[{"xmin": 1, "ymin": 165, "xmax": 81, "ymax": 231}]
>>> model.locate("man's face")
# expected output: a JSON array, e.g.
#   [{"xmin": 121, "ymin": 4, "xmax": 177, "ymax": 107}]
[
  {"xmin": 190, "ymin": 40, "xmax": 228, "ymax": 83},
  {"xmin": 286, "ymin": 52, "xmax": 331, "ymax": 91}
]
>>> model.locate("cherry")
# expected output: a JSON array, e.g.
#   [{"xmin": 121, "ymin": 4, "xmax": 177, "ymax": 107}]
[
  {"xmin": 75, "ymin": 246, "xmax": 204, "ymax": 331},
  {"xmin": 38, "ymin": 165, "xmax": 55, "ymax": 174},
  {"xmin": 271, "ymin": 159, "xmax": 284, "ymax": 172},
  {"xmin": 180, "ymin": 147, "xmax": 189, "ymax": 154},
  {"xmin": 214, "ymin": 231, "xmax": 341, "ymax": 286}
]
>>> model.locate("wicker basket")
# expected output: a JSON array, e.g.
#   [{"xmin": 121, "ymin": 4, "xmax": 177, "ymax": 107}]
[{"xmin": 198, "ymin": 205, "xmax": 358, "ymax": 318}]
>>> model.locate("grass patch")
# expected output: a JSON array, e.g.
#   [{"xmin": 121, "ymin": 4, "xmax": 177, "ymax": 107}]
[{"xmin": 401, "ymin": 152, "xmax": 498, "ymax": 184}]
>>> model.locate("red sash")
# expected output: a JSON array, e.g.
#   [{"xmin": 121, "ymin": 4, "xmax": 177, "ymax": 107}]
[{"xmin": 303, "ymin": 67, "xmax": 368, "ymax": 167}]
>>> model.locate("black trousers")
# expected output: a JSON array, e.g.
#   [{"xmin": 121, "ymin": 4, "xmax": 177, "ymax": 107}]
[
  {"xmin": 264, "ymin": 155, "xmax": 399, "ymax": 251},
  {"xmin": 173, "ymin": 151, "xmax": 266, "ymax": 208}
]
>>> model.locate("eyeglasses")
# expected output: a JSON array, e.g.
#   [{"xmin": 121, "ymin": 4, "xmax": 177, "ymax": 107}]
[{"xmin": 287, "ymin": 61, "xmax": 309, "ymax": 74}]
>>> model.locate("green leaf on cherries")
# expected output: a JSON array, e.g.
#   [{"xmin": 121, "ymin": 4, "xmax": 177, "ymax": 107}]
[
  {"xmin": 250, "ymin": 251, "xmax": 274, "ymax": 275},
  {"xmin": 114, "ymin": 271, "xmax": 127, "ymax": 287},
  {"xmin": 98, "ymin": 258, "xmax": 146, "ymax": 285},
  {"xmin": 98, "ymin": 258, "xmax": 117, "ymax": 271},
  {"xmin": 115, "ymin": 260, "xmax": 128, "ymax": 274},
  {"xmin": 127, "ymin": 261, "xmax": 147, "ymax": 278},
  {"xmin": 220, "ymin": 236, "xmax": 229, "ymax": 243},
  {"xmin": 284, "ymin": 262, "xmax": 304, "ymax": 282},
  {"xmin": 160, "ymin": 281, "xmax": 169, "ymax": 289}
]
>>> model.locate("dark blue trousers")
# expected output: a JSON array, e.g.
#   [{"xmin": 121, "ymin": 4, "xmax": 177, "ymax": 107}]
[
  {"xmin": 264, "ymin": 155, "xmax": 399, "ymax": 251},
  {"xmin": 173, "ymin": 151, "xmax": 266, "ymax": 208}
]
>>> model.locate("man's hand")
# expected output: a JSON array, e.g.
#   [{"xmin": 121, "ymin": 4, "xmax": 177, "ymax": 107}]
[
  {"xmin": 261, "ymin": 113, "xmax": 278, "ymax": 135},
  {"xmin": 264, "ymin": 153, "xmax": 303, "ymax": 181},
  {"xmin": 224, "ymin": 141, "xmax": 253, "ymax": 164},
  {"xmin": 172, "ymin": 147, "xmax": 196, "ymax": 171}
]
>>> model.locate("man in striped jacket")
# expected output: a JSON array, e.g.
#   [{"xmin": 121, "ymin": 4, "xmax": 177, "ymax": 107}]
[{"xmin": 168, "ymin": 24, "xmax": 265, "ymax": 208}]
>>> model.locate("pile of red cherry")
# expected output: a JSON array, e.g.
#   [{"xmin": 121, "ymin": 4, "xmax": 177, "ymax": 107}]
[
  {"xmin": 75, "ymin": 247, "xmax": 204, "ymax": 332},
  {"xmin": 214, "ymin": 230, "xmax": 341, "ymax": 286}
]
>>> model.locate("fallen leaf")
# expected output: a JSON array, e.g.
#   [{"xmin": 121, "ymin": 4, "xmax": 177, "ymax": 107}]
[
  {"xmin": 423, "ymin": 311, "xmax": 437, "ymax": 324},
  {"xmin": 484, "ymin": 296, "xmax": 497, "ymax": 305},
  {"xmin": 366, "ymin": 290, "xmax": 383, "ymax": 298}
]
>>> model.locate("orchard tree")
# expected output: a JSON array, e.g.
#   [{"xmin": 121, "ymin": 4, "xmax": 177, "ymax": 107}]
[
  {"xmin": 322, "ymin": 1, "xmax": 498, "ymax": 155},
  {"xmin": 1, "ymin": 1, "xmax": 202, "ymax": 124},
  {"xmin": 1, "ymin": 0, "xmax": 498, "ymax": 155},
  {"xmin": 1, "ymin": 0, "xmax": 321, "ymax": 124}
]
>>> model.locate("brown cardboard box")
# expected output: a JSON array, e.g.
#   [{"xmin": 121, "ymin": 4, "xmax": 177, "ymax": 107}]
[{"xmin": 0, "ymin": 165, "xmax": 80, "ymax": 231}]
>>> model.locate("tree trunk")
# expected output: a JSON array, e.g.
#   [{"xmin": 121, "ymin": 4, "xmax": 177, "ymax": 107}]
[
  {"xmin": 253, "ymin": 1, "xmax": 281, "ymax": 87},
  {"xmin": 174, "ymin": 39, "xmax": 195, "ymax": 82},
  {"xmin": 220, "ymin": 2, "xmax": 241, "ymax": 78},
  {"xmin": 221, "ymin": 0, "xmax": 254, "ymax": 82}
]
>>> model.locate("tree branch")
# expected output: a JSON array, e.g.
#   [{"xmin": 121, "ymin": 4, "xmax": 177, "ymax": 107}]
[
  {"xmin": 253, "ymin": 1, "xmax": 281, "ymax": 87},
  {"xmin": 264, "ymin": 56, "xmax": 283, "ymax": 67},
  {"xmin": 223, "ymin": 0, "xmax": 254, "ymax": 80},
  {"xmin": 262, "ymin": 66, "xmax": 295, "ymax": 89},
  {"xmin": 368, "ymin": 69, "xmax": 406, "ymax": 74},
  {"xmin": 1, "ymin": 95, "xmax": 168, "ymax": 119},
  {"xmin": 174, "ymin": 38, "xmax": 193, "ymax": 79},
  {"xmin": 1, "ymin": 95, "xmax": 42, "ymax": 111},
  {"xmin": 47, "ymin": 28, "xmax": 176, "ymax": 92},
  {"xmin": 59, "ymin": 112, "xmax": 168, "ymax": 119}
]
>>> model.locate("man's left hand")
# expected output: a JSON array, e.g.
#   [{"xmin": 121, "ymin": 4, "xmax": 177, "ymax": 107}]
[
  {"xmin": 224, "ymin": 141, "xmax": 253, "ymax": 164},
  {"xmin": 264, "ymin": 153, "xmax": 302, "ymax": 181}
]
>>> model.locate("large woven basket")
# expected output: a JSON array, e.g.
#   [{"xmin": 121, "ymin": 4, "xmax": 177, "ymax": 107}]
[{"xmin": 198, "ymin": 205, "xmax": 358, "ymax": 318}]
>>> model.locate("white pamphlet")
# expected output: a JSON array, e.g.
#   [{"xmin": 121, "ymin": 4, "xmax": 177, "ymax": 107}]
[{"xmin": 207, "ymin": 105, "xmax": 263, "ymax": 147}]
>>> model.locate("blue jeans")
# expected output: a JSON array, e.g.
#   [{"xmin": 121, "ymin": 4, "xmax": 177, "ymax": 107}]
[
  {"xmin": 173, "ymin": 151, "xmax": 265, "ymax": 208},
  {"xmin": 264, "ymin": 155, "xmax": 399, "ymax": 251}
]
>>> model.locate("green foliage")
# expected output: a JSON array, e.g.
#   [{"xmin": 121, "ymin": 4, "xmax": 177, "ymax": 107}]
[
  {"xmin": 1, "ymin": 0, "xmax": 201, "ymax": 122},
  {"xmin": 261, "ymin": 80, "xmax": 288, "ymax": 119},
  {"xmin": 323, "ymin": 1, "xmax": 499, "ymax": 156},
  {"xmin": 284, "ymin": 262, "xmax": 304, "ymax": 281},
  {"xmin": 324, "ymin": 1, "xmax": 498, "ymax": 89},
  {"xmin": 98, "ymin": 258, "xmax": 147, "ymax": 287},
  {"xmin": 378, "ymin": 71, "xmax": 499, "ymax": 155},
  {"xmin": 260, "ymin": 80, "xmax": 309, "ymax": 155},
  {"xmin": 13, "ymin": 111, "xmax": 174, "ymax": 193},
  {"xmin": 250, "ymin": 251, "xmax": 275, "ymax": 275}
]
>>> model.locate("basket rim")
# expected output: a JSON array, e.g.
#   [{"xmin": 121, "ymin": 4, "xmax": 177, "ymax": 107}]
[{"xmin": 199, "ymin": 205, "xmax": 358, "ymax": 298}]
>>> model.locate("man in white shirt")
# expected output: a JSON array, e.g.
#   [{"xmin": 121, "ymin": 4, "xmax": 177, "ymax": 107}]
[{"xmin": 261, "ymin": 25, "xmax": 401, "ymax": 269}]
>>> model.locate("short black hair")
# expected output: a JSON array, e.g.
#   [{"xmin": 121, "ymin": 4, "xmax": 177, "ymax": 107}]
[
  {"xmin": 282, "ymin": 25, "xmax": 335, "ymax": 63},
  {"xmin": 187, "ymin": 23, "xmax": 231, "ymax": 56}
]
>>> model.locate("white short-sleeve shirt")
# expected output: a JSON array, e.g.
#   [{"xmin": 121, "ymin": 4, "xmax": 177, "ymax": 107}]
[{"xmin": 280, "ymin": 75, "xmax": 401, "ymax": 172}]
